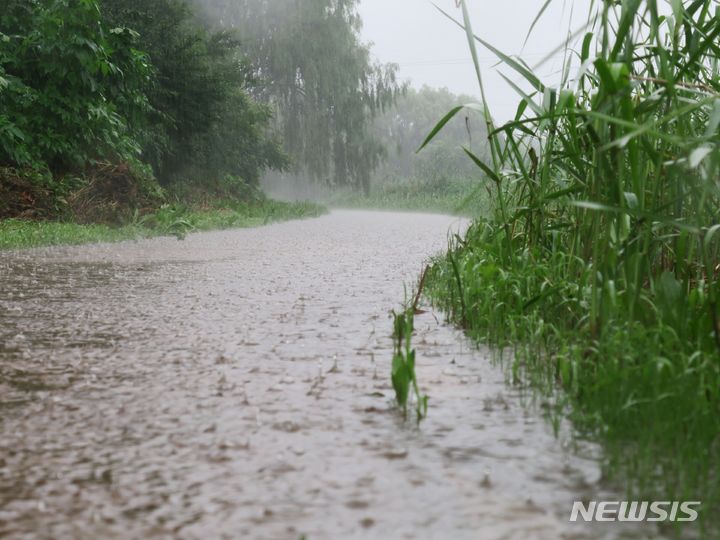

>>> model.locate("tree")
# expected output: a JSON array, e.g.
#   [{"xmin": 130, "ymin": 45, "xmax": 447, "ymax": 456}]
[
  {"xmin": 191, "ymin": 0, "xmax": 402, "ymax": 193},
  {"xmin": 372, "ymin": 86, "xmax": 488, "ymax": 185},
  {"xmin": 101, "ymin": 0, "xmax": 287, "ymax": 190},
  {"xmin": 0, "ymin": 0, "xmax": 151, "ymax": 171}
]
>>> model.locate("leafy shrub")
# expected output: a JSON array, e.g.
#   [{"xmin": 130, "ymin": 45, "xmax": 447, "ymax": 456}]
[{"xmin": 0, "ymin": 0, "xmax": 152, "ymax": 170}]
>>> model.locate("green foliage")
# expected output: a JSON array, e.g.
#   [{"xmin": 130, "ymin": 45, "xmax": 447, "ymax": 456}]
[
  {"xmin": 423, "ymin": 0, "xmax": 720, "ymax": 530},
  {"xmin": 265, "ymin": 86, "xmax": 495, "ymax": 213},
  {"xmin": 391, "ymin": 309, "xmax": 428, "ymax": 421},
  {"xmin": 0, "ymin": 199, "xmax": 325, "ymax": 250},
  {"xmin": 1, "ymin": 0, "xmax": 293, "ymax": 227},
  {"xmin": 0, "ymin": 0, "xmax": 152, "ymax": 170},
  {"xmin": 138, "ymin": 204, "xmax": 194, "ymax": 239},
  {"xmin": 191, "ymin": 0, "xmax": 402, "ymax": 193},
  {"xmin": 327, "ymin": 175, "xmax": 488, "ymax": 216},
  {"xmin": 0, "ymin": 218, "xmax": 150, "ymax": 249},
  {"xmin": 372, "ymin": 86, "xmax": 488, "ymax": 181},
  {"xmin": 101, "ymin": 0, "xmax": 287, "ymax": 188},
  {"xmin": 364, "ymin": 86, "xmax": 492, "ymax": 213}
]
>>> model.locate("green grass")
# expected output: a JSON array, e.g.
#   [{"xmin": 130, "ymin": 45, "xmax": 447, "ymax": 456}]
[
  {"xmin": 405, "ymin": 0, "xmax": 720, "ymax": 535},
  {"xmin": 0, "ymin": 220, "xmax": 150, "ymax": 250},
  {"xmin": 175, "ymin": 199, "xmax": 326, "ymax": 232},
  {"xmin": 0, "ymin": 199, "xmax": 326, "ymax": 250},
  {"xmin": 391, "ymin": 307, "xmax": 428, "ymax": 421},
  {"xmin": 326, "ymin": 176, "xmax": 489, "ymax": 216}
]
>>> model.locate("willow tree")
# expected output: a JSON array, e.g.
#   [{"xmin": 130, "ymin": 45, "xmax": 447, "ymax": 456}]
[{"xmin": 192, "ymin": 0, "xmax": 402, "ymax": 193}]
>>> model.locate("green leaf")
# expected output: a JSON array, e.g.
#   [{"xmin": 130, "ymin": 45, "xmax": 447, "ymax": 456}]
[
  {"xmin": 703, "ymin": 224, "xmax": 720, "ymax": 251},
  {"xmin": 499, "ymin": 72, "xmax": 545, "ymax": 117},
  {"xmin": 417, "ymin": 105, "xmax": 463, "ymax": 153},
  {"xmin": 609, "ymin": 0, "xmax": 643, "ymax": 61},
  {"xmin": 670, "ymin": 0, "xmax": 684, "ymax": 28},
  {"xmin": 417, "ymin": 103, "xmax": 484, "ymax": 152},
  {"xmin": 705, "ymin": 99, "xmax": 720, "ymax": 137},
  {"xmin": 523, "ymin": 0, "xmax": 554, "ymax": 50},
  {"xmin": 568, "ymin": 200, "xmax": 700, "ymax": 234},
  {"xmin": 462, "ymin": 147, "xmax": 501, "ymax": 184},
  {"xmin": 391, "ymin": 355, "xmax": 410, "ymax": 408},
  {"xmin": 581, "ymin": 32, "xmax": 593, "ymax": 62}
]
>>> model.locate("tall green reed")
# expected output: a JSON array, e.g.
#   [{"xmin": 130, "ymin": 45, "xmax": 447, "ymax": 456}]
[{"xmin": 420, "ymin": 0, "xmax": 720, "ymax": 532}]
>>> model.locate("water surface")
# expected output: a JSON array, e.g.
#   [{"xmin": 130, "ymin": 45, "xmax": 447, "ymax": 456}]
[{"xmin": 0, "ymin": 211, "xmax": 657, "ymax": 539}]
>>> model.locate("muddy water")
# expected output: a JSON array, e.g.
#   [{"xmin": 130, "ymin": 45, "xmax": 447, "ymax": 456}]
[{"xmin": 0, "ymin": 210, "xmax": 658, "ymax": 540}]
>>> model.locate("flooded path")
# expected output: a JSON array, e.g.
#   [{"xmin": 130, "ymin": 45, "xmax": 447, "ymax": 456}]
[{"xmin": 0, "ymin": 211, "xmax": 656, "ymax": 539}]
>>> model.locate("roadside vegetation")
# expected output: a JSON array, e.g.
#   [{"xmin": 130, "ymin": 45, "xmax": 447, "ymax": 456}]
[
  {"xmin": 0, "ymin": 0, "xmax": 401, "ymax": 249},
  {"xmin": 343, "ymin": 86, "xmax": 490, "ymax": 215},
  {"xmin": 325, "ymin": 176, "xmax": 486, "ymax": 216},
  {"xmin": 0, "ymin": 200, "xmax": 325, "ymax": 250},
  {"xmin": 264, "ymin": 86, "xmax": 492, "ymax": 215},
  {"xmin": 399, "ymin": 0, "xmax": 719, "ymax": 534},
  {"xmin": 391, "ymin": 308, "xmax": 428, "ymax": 421}
]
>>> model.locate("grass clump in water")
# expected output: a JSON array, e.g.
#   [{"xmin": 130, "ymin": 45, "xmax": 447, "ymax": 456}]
[
  {"xmin": 413, "ymin": 0, "xmax": 720, "ymax": 533},
  {"xmin": 391, "ymin": 308, "xmax": 428, "ymax": 421}
]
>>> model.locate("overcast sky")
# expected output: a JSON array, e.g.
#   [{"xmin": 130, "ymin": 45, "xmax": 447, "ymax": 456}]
[{"xmin": 358, "ymin": 0, "xmax": 594, "ymax": 123}]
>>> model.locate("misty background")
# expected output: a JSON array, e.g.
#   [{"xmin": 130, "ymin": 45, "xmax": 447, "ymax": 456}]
[
  {"xmin": 258, "ymin": 0, "xmax": 597, "ymax": 204},
  {"xmin": 359, "ymin": 0, "xmax": 594, "ymax": 124}
]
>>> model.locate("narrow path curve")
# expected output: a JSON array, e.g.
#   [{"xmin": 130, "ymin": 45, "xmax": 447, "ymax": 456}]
[{"xmin": 0, "ymin": 211, "xmax": 655, "ymax": 539}]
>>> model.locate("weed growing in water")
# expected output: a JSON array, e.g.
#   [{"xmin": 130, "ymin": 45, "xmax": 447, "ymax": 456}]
[{"xmin": 391, "ymin": 308, "xmax": 428, "ymax": 421}]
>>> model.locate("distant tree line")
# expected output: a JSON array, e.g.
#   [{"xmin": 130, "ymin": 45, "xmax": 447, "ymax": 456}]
[{"xmin": 372, "ymin": 86, "xmax": 488, "ymax": 186}]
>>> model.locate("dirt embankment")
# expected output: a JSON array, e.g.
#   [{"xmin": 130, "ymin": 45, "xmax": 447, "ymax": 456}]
[{"xmin": 0, "ymin": 162, "xmax": 163, "ymax": 224}]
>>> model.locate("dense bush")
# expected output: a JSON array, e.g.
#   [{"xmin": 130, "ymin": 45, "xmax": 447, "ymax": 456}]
[
  {"xmin": 0, "ymin": 0, "xmax": 291, "ymax": 223},
  {"xmin": 0, "ymin": 0, "xmax": 152, "ymax": 170}
]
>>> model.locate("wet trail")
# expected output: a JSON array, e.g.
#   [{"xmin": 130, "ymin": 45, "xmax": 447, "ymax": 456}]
[{"xmin": 0, "ymin": 211, "xmax": 656, "ymax": 539}]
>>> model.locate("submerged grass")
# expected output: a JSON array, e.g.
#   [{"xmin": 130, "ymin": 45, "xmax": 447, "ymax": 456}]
[
  {"xmin": 0, "ymin": 200, "xmax": 326, "ymax": 250},
  {"xmin": 404, "ymin": 0, "xmax": 720, "ymax": 534}
]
